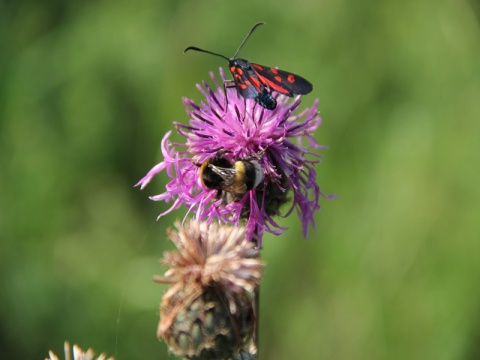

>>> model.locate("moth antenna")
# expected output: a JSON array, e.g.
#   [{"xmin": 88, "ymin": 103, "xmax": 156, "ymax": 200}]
[
  {"xmin": 232, "ymin": 22, "xmax": 265, "ymax": 59},
  {"xmin": 183, "ymin": 46, "xmax": 230, "ymax": 61}
]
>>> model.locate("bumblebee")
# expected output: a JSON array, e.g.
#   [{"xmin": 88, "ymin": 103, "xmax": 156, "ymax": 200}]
[{"xmin": 198, "ymin": 150, "xmax": 264, "ymax": 202}]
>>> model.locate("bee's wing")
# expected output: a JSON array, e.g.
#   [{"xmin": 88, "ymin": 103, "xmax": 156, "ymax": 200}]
[
  {"xmin": 209, "ymin": 163, "xmax": 248, "ymax": 201},
  {"xmin": 209, "ymin": 165, "xmax": 237, "ymax": 187}
]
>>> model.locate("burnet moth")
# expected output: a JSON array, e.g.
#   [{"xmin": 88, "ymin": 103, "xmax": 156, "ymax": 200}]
[{"xmin": 184, "ymin": 22, "xmax": 313, "ymax": 110}]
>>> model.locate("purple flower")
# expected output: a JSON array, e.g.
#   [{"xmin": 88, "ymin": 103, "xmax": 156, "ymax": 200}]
[{"xmin": 136, "ymin": 68, "xmax": 329, "ymax": 245}]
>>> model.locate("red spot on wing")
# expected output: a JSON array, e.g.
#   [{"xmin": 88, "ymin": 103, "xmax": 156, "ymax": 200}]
[
  {"xmin": 270, "ymin": 68, "xmax": 278, "ymax": 75},
  {"xmin": 287, "ymin": 74, "xmax": 295, "ymax": 83},
  {"xmin": 274, "ymin": 75, "xmax": 282, "ymax": 83},
  {"xmin": 252, "ymin": 64, "xmax": 264, "ymax": 71},
  {"xmin": 257, "ymin": 74, "xmax": 291, "ymax": 95},
  {"xmin": 248, "ymin": 74, "xmax": 263, "ymax": 92}
]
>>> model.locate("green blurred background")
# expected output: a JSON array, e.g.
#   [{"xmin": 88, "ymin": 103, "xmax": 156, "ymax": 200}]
[{"xmin": 1, "ymin": 0, "xmax": 480, "ymax": 359}]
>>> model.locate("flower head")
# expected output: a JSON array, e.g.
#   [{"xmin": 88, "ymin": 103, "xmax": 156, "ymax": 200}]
[
  {"xmin": 137, "ymin": 68, "xmax": 328, "ymax": 244},
  {"xmin": 154, "ymin": 219, "xmax": 262, "ymax": 359},
  {"xmin": 46, "ymin": 342, "xmax": 113, "ymax": 360}
]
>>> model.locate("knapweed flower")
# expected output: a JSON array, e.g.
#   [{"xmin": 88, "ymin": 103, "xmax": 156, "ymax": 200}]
[
  {"xmin": 137, "ymin": 68, "xmax": 327, "ymax": 244},
  {"xmin": 154, "ymin": 219, "xmax": 262, "ymax": 359},
  {"xmin": 46, "ymin": 341, "xmax": 113, "ymax": 360}
]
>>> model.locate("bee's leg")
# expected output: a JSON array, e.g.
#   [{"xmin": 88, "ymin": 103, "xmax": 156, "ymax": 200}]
[{"xmin": 241, "ymin": 149, "xmax": 267, "ymax": 161}]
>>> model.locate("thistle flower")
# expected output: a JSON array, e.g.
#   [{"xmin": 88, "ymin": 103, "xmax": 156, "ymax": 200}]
[
  {"xmin": 154, "ymin": 219, "xmax": 262, "ymax": 359},
  {"xmin": 137, "ymin": 68, "xmax": 328, "ymax": 244},
  {"xmin": 46, "ymin": 342, "xmax": 113, "ymax": 360}
]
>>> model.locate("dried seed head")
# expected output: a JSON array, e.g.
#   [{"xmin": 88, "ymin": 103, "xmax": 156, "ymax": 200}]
[
  {"xmin": 162, "ymin": 286, "xmax": 254, "ymax": 359},
  {"xmin": 154, "ymin": 220, "xmax": 263, "ymax": 359}
]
